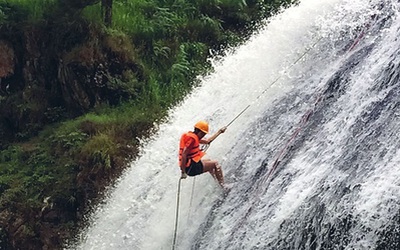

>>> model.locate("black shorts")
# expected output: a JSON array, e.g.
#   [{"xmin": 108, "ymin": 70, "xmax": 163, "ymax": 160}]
[{"xmin": 185, "ymin": 160, "xmax": 204, "ymax": 176}]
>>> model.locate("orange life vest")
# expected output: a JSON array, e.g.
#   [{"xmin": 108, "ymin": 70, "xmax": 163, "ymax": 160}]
[{"xmin": 179, "ymin": 132, "xmax": 205, "ymax": 167}]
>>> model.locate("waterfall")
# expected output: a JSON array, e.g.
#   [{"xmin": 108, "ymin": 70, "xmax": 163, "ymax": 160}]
[{"xmin": 71, "ymin": 0, "xmax": 400, "ymax": 249}]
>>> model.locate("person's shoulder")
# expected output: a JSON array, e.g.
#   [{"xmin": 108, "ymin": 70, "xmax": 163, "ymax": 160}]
[
  {"xmin": 182, "ymin": 132, "xmax": 194, "ymax": 140},
  {"xmin": 185, "ymin": 134, "xmax": 196, "ymax": 145},
  {"xmin": 181, "ymin": 131, "xmax": 190, "ymax": 137}
]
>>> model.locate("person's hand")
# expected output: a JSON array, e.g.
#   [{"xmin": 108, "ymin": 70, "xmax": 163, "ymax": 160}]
[
  {"xmin": 181, "ymin": 172, "xmax": 188, "ymax": 179},
  {"xmin": 219, "ymin": 126, "xmax": 227, "ymax": 133}
]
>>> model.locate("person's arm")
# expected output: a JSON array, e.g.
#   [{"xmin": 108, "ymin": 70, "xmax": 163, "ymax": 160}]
[
  {"xmin": 180, "ymin": 147, "xmax": 188, "ymax": 173},
  {"xmin": 180, "ymin": 147, "xmax": 188, "ymax": 179},
  {"xmin": 200, "ymin": 126, "xmax": 227, "ymax": 144}
]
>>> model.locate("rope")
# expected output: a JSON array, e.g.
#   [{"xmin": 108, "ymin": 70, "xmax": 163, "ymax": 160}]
[
  {"xmin": 258, "ymin": 93, "xmax": 323, "ymax": 193},
  {"xmin": 222, "ymin": 15, "xmax": 374, "ymax": 241},
  {"xmin": 172, "ymin": 178, "xmax": 182, "ymax": 250},
  {"xmin": 256, "ymin": 14, "xmax": 376, "ymax": 191},
  {"xmin": 187, "ymin": 144, "xmax": 210, "ymax": 224},
  {"xmin": 172, "ymin": 35, "xmax": 325, "ymax": 249},
  {"xmin": 171, "ymin": 20, "xmax": 353, "ymax": 248},
  {"xmin": 174, "ymin": 143, "xmax": 210, "ymax": 249},
  {"xmin": 187, "ymin": 177, "xmax": 196, "ymax": 224},
  {"xmin": 225, "ymin": 35, "xmax": 324, "ymax": 128}
]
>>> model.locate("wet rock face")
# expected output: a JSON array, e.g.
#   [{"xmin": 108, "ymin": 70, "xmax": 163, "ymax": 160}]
[
  {"xmin": 0, "ymin": 227, "xmax": 10, "ymax": 249},
  {"xmin": 0, "ymin": 40, "xmax": 14, "ymax": 79},
  {"xmin": 0, "ymin": 20, "xmax": 142, "ymax": 249},
  {"xmin": 0, "ymin": 21, "xmax": 141, "ymax": 145}
]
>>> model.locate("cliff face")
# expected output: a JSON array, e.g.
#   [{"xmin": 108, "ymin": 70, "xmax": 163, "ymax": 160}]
[
  {"xmin": 0, "ymin": 20, "xmax": 143, "ymax": 249},
  {"xmin": 0, "ymin": 40, "xmax": 14, "ymax": 79},
  {"xmin": 0, "ymin": 20, "xmax": 142, "ymax": 148}
]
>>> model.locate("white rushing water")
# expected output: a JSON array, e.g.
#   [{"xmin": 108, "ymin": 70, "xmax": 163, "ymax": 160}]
[{"xmin": 72, "ymin": 0, "xmax": 400, "ymax": 249}]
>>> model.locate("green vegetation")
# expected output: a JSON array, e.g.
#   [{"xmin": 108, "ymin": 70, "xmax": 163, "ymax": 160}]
[{"xmin": 0, "ymin": 0, "xmax": 297, "ymax": 248}]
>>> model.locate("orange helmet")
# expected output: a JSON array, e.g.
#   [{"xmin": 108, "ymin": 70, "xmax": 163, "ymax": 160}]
[{"xmin": 194, "ymin": 120, "xmax": 209, "ymax": 134}]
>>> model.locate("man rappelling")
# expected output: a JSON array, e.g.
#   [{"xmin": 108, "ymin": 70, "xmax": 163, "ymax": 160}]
[{"xmin": 179, "ymin": 120, "xmax": 227, "ymax": 189}]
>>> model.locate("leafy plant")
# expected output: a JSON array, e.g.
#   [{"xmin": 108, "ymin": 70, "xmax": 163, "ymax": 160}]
[{"xmin": 81, "ymin": 132, "xmax": 116, "ymax": 169}]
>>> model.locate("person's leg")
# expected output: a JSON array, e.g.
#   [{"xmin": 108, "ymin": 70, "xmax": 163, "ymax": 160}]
[
  {"xmin": 201, "ymin": 159, "xmax": 216, "ymax": 179},
  {"xmin": 186, "ymin": 161, "xmax": 204, "ymax": 176},
  {"xmin": 202, "ymin": 159, "xmax": 224, "ymax": 187}
]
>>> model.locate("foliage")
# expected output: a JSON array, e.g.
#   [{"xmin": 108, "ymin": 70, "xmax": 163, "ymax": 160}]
[
  {"xmin": 0, "ymin": 6, "xmax": 6, "ymax": 23},
  {"xmin": 0, "ymin": 0, "xmax": 57, "ymax": 22}
]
